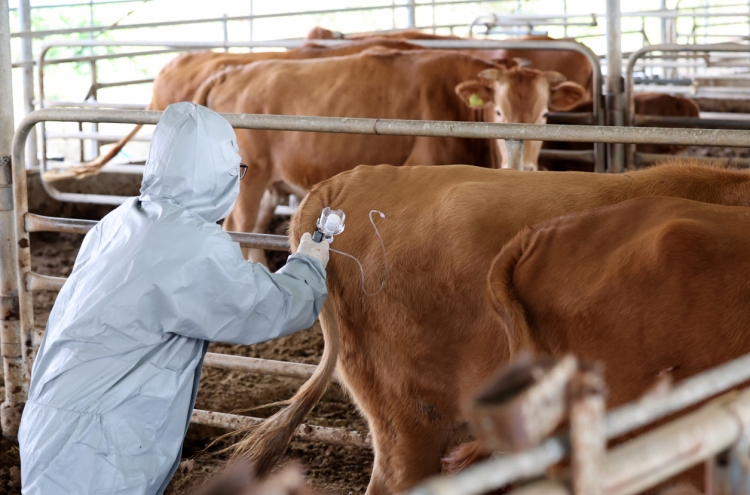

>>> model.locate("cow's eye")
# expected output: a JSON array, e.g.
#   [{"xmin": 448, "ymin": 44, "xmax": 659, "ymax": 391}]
[{"xmin": 495, "ymin": 110, "xmax": 502, "ymax": 117}]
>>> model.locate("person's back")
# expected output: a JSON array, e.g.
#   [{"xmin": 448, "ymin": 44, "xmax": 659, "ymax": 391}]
[{"xmin": 19, "ymin": 103, "xmax": 329, "ymax": 495}]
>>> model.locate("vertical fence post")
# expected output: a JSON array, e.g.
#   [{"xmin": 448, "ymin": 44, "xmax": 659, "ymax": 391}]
[
  {"xmin": 570, "ymin": 364, "xmax": 606, "ymax": 495},
  {"xmin": 505, "ymin": 139, "xmax": 524, "ymax": 171},
  {"xmin": 605, "ymin": 0, "xmax": 624, "ymax": 174},
  {"xmin": 0, "ymin": 0, "xmax": 29, "ymax": 441},
  {"xmin": 407, "ymin": 0, "xmax": 416, "ymax": 28},
  {"xmin": 223, "ymin": 14, "xmax": 229, "ymax": 52},
  {"xmin": 18, "ymin": 0, "xmax": 37, "ymax": 168}
]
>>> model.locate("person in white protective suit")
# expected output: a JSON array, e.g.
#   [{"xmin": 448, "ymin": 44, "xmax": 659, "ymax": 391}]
[{"xmin": 18, "ymin": 102, "xmax": 329, "ymax": 495}]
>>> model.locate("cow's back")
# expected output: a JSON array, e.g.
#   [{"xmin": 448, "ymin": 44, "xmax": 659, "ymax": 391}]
[
  {"xmin": 276, "ymin": 162, "xmax": 750, "ymax": 492},
  {"xmin": 152, "ymin": 39, "xmax": 424, "ymax": 110},
  {"xmin": 488, "ymin": 196, "xmax": 750, "ymax": 408},
  {"xmin": 205, "ymin": 50, "xmax": 503, "ymax": 188}
]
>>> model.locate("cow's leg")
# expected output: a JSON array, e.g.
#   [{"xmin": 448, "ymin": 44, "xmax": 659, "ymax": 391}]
[
  {"xmin": 223, "ymin": 162, "xmax": 274, "ymax": 263},
  {"xmin": 365, "ymin": 417, "xmax": 456, "ymax": 495},
  {"xmin": 244, "ymin": 186, "xmax": 283, "ymax": 264}
]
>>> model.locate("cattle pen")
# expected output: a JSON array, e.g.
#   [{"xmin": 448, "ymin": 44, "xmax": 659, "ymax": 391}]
[{"xmin": 6, "ymin": 1, "xmax": 750, "ymax": 494}]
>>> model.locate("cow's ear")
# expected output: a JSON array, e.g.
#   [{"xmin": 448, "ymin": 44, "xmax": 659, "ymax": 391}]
[
  {"xmin": 455, "ymin": 81, "xmax": 495, "ymax": 109},
  {"xmin": 549, "ymin": 81, "xmax": 587, "ymax": 111}
]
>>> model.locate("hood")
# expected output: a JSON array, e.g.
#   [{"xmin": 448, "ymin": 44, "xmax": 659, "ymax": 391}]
[{"xmin": 139, "ymin": 102, "xmax": 241, "ymax": 223}]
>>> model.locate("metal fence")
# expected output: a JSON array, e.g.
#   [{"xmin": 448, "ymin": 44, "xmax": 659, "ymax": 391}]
[
  {"xmin": 4, "ymin": 106, "xmax": 750, "ymax": 446},
  {"xmin": 33, "ymin": 37, "xmax": 605, "ymax": 203}
]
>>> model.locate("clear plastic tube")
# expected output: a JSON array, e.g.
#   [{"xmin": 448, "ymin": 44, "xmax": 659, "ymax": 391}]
[{"xmin": 330, "ymin": 210, "xmax": 387, "ymax": 296}]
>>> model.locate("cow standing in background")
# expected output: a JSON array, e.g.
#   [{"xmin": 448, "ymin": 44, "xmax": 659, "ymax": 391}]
[
  {"xmin": 54, "ymin": 38, "xmax": 424, "ymax": 178},
  {"xmin": 231, "ymin": 162, "xmax": 750, "ymax": 494},
  {"xmin": 307, "ymin": 27, "xmax": 594, "ymax": 95},
  {"xmin": 195, "ymin": 48, "xmax": 586, "ymax": 261},
  {"xmin": 455, "ymin": 65, "xmax": 586, "ymax": 170}
]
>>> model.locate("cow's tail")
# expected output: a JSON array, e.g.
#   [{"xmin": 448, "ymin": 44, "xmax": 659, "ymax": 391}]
[
  {"xmin": 43, "ymin": 103, "xmax": 150, "ymax": 182},
  {"xmin": 230, "ymin": 186, "xmax": 339, "ymax": 476},
  {"xmin": 486, "ymin": 227, "xmax": 536, "ymax": 358},
  {"xmin": 230, "ymin": 300, "xmax": 340, "ymax": 475}
]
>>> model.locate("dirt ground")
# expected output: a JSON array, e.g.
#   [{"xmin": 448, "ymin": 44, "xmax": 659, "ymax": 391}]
[{"xmin": 21, "ymin": 227, "xmax": 372, "ymax": 495}]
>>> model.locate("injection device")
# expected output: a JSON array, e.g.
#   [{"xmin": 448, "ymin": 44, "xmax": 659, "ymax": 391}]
[{"xmin": 313, "ymin": 207, "xmax": 345, "ymax": 243}]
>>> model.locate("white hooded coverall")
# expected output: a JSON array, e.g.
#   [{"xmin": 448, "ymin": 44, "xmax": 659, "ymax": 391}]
[{"xmin": 18, "ymin": 103, "xmax": 328, "ymax": 494}]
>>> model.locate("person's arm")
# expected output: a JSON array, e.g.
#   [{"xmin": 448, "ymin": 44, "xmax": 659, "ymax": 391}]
[{"xmin": 170, "ymin": 234, "xmax": 328, "ymax": 345}]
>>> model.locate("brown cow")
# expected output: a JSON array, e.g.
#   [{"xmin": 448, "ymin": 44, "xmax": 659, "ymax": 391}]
[
  {"xmin": 540, "ymin": 92, "xmax": 701, "ymax": 172},
  {"xmin": 484, "ymin": 195, "xmax": 750, "ymax": 492},
  {"xmin": 195, "ymin": 49, "xmax": 584, "ymax": 261},
  {"xmin": 231, "ymin": 161, "xmax": 750, "ymax": 494},
  {"xmin": 455, "ymin": 66, "xmax": 586, "ymax": 170},
  {"xmin": 308, "ymin": 27, "xmax": 593, "ymax": 95},
  {"xmin": 51, "ymin": 38, "xmax": 424, "ymax": 179}
]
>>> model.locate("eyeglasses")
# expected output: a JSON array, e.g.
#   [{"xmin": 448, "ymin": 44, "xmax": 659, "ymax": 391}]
[{"xmin": 239, "ymin": 163, "xmax": 248, "ymax": 180}]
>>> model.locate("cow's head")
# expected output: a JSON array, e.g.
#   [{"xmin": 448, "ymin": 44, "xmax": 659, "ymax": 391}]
[{"xmin": 455, "ymin": 67, "xmax": 586, "ymax": 171}]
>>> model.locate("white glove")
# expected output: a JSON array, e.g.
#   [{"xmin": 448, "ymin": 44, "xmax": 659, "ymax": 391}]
[{"xmin": 296, "ymin": 233, "xmax": 330, "ymax": 268}]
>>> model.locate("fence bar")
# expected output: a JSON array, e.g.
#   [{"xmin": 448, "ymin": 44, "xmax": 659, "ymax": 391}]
[
  {"xmin": 11, "ymin": 0, "xmax": 504, "ymax": 39},
  {"xmin": 19, "ymin": 108, "xmax": 750, "ymax": 148},
  {"xmin": 93, "ymin": 78, "xmax": 155, "ymax": 90},
  {"xmin": 24, "ymin": 213, "xmax": 290, "ymax": 251},
  {"xmin": 46, "ymin": 131, "xmax": 152, "ymax": 141},
  {"xmin": 0, "ymin": 0, "xmax": 28, "ymax": 441},
  {"xmin": 18, "ymin": 0, "xmax": 37, "ymax": 168},
  {"xmin": 602, "ymin": 391, "xmax": 750, "ymax": 495},
  {"xmin": 190, "ymin": 409, "xmax": 371, "ymax": 448},
  {"xmin": 505, "ymin": 139, "xmax": 524, "ymax": 170},
  {"xmin": 408, "ymin": 351, "xmax": 750, "ymax": 495},
  {"xmin": 26, "ymin": 273, "xmax": 65, "ymax": 292},
  {"xmin": 42, "ymin": 101, "xmax": 148, "ymax": 110},
  {"xmin": 606, "ymin": 0, "xmax": 625, "ymax": 174},
  {"xmin": 203, "ymin": 352, "xmax": 341, "ymax": 381},
  {"xmin": 625, "ymin": 43, "xmax": 750, "ymax": 168},
  {"xmin": 634, "ymin": 115, "xmax": 750, "ymax": 130}
]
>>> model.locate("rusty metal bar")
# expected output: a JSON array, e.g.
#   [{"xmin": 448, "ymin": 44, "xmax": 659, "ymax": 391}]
[
  {"xmin": 407, "ymin": 351, "xmax": 750, "ymax": 495},
  {"xmin": 602, "ymin": 391, "xmax": 750, "ymax": 495},
  {"xmin": 0, "ymin": 0, "xmax": 28, "ymax": 441},
  {"xmin": 24, "ymin": 214, "xmax": 290, "ymax": 251},
  {"xmin": 26, "ymin": 273, "xmax": 65, "ymax": 292},
  {"xmin": 504, "ymin": 391, "xmax": 750, "ymax": 495},
  {"xmin": 190, "ymin": 409, "xmax": 371, "ymax": 448},
  {"xmin": 569, "ymin": 366, "xmax": 605, "ymax": 495}
]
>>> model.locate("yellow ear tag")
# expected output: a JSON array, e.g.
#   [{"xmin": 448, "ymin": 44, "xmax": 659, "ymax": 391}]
[{"xmin": 469, "ymin": 93, "xmax": 484, "ymax": 108}]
